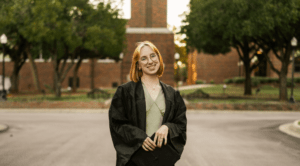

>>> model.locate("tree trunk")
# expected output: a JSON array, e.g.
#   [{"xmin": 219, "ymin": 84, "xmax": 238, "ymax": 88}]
[
  {"xmin": 26, "ymin": 47, "xmax": 41, "ymax": 92},
  {"xmin": 90, "ymin": 58, "xmax": 95, "ymax": 90},
  {"xmin": 55, "ymin": 79, "xmax": 62, "ymax": 97},
  {"xmin": 53, "ymin": 53, "xmax": 61, "ymax": 97},
  {"xmin": 10, "ymin": 57, "xmax": 24, "ymax": 93},
  {"xmin": 244, "ymin": 61, "xmax": 252, "ymax": 95},
  {"xmin": 72, "ymin": 58, "xmax": 82, "ymax": 92},
  {"xmin": 279, "ymin": 61, "xmax": 288, "ymax": 101}
]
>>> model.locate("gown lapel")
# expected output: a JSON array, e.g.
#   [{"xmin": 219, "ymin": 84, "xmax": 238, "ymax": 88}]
[
  {"xmin": 159, "ymin": 80, "xmax": 174, "ymax": 124},
  {"xmin": 134, "ymin": 80, "xmax": 147, "ymax": 132}
]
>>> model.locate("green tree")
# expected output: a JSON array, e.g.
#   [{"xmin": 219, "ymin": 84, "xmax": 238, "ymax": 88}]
[
  {"xmin": 0, "ymin": 0, "xmax": 29, "ymax": 93},
  {"xmin": 252, "ymin": 0, "xmax": 300, "ymax": 101},
  {"xmin": 181, "ymin": 0, "xmax": 300, "ymax": 98},
  {"xmin": 19, "ymin": 0, "xmax": 126, "ymax": 97}
]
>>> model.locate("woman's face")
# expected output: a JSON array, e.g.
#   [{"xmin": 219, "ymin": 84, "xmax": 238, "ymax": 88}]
[{"xmin": 138, "ymin": 45, "xmax": 160, "ymax": 76}]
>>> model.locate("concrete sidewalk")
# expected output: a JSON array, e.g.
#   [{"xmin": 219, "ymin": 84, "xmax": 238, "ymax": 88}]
[
  {"xmin": 178, "ymin": 84, "xmax": 214, "ymax": 90},
  {"xmin": 0, "ymin": 124, "xmax": 8, "ymax": 133},
  {"xmin": 279, "ymin": 120, "xmax": 300, "ymax": 139}
]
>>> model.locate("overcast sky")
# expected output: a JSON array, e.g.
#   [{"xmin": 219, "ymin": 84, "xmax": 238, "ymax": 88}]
[{"xmin": 90, "ymin": 0, "xmax": 190, "ymax": 28}]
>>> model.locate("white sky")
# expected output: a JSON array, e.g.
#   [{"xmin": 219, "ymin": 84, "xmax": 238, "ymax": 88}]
[{"xmin": 90, "ymin": 0, "xmax": 190, "ymax": 28}]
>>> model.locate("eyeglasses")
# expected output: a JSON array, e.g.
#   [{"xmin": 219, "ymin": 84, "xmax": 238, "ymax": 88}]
[{"xmin": 139, "ymin": 53, "xmax": 159, "ymax": 64}]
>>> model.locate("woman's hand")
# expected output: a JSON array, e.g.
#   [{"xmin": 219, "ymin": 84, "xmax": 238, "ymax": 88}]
[
  {"xmin": 142, "ymin": 137, "xmax": 156, "ymax": 151},
  {"xmin": 154, "ymin": 125, "xmax": 169, "ymax": 148}
]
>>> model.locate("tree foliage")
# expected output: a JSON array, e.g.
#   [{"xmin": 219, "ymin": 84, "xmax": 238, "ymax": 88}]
[
  {"xmin": 182, "ymin": 0, "xmax": 300, "ymax": 99},
  {"xmin": 0, "ymin": 0, "xmax": 127, "ymax": 96}
]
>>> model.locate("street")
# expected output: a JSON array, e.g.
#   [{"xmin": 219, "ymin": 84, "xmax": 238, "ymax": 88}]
[{"xmin": 0, "ymin": 109, "xmax": 299, "ymax": 166}]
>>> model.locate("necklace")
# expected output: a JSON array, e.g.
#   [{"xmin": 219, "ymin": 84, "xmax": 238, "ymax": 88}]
[{"xmin": 142, "ymin": 81, "xmax": 159, "ymax": 91}]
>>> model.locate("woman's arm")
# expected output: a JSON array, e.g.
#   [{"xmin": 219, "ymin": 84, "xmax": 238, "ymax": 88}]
[
  {"xmin": 161, "ymin": 91, "xmax": 187, "ymax": 153},
  {"xmin": 109, "ymin": 86, "xmax": 148, "ymax": 146}
]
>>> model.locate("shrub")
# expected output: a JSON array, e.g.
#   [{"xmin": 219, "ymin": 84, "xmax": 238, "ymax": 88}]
[
  {"xmin": 210, "ymin": 80, "xmax": 214, "ymax": 84},
  {"xmin": 232, "ymin": 77, "xmax": 245, "ymax": 83},
  {"xmin": 252, "ymin": 79, "xmax": 260, "ymax": 87},
  {"xmin": 287, "ymin": 78, "xmax": 296, "ymax": 87},
  {"xmin": 44, "ymin": 84, "xmax": 54, "ymax": 93},
  {"xmin": 256, "ymin": 77, "xmax": 268, "ymax": 83},
  {"xmin": 294, "ymin": 77, "xmax": 300, "ymax": 83},
  {"xmin": 224, "ymin": 79, "xmax": 233, "ymax": 84},
  {"xmin": 270, "ymin": 77, "xmax": 279, "ymax": 83},
  {"xmin": 196, "ymin": 80, "xmax": 205, "ymax": 84}
]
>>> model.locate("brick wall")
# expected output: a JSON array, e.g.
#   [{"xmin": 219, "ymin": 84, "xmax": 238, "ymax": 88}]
[
  {"xmin": 0, "ymin": 60, "xmax": 121, "ymax": 92},
  {"xmin": 188, "ymin": 48, "xmax": 300, "ymax": 84},
  {"xmin": 195, "ymin": 48, "xmax": 240, "ymax": 83},
  {"xmin": 128, "ymin": 0, "xmax": 167, "ymax": 28}
]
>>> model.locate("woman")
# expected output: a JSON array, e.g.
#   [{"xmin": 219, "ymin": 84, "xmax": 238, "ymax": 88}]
[{"xmin": 109, "ymin": 41, "xmax": 187, "ymax": 166}]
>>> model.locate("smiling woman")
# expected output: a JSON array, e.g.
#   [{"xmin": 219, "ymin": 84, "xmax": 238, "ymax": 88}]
[{"xmin": 109, "ymin": 41, "xmax": 187, "ymax": 166}]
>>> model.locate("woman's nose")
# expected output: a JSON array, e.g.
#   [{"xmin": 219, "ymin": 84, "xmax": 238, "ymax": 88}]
[{"xmin": 148, "ymin": 58, "xmax": 153, "ymax": 64}]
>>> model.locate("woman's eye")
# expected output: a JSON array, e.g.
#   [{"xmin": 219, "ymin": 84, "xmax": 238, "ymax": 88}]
[
  {"xmin": 151, "ymin": 54, "xmax": 156, "ymax": 58},
  {"xmin": 141, "ymin": 57, "xmax": 146, "ymax": 61}
]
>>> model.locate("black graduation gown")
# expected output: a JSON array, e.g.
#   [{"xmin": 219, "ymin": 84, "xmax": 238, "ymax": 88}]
[{"xmin": 109, "ymin": 80, "xmax": 187, "ymax": 166}]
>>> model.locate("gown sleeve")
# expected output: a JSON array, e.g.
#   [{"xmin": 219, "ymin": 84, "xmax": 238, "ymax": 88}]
[
  {"xmin": 109, "ymin": 86, "xmax": 148, "ymax": 165},
  {"xmin": 162, "ymin": 91, "xmax": 187, "ymax": 156}
]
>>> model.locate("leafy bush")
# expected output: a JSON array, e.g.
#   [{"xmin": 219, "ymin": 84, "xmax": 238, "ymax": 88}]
[
  {"xmin": 256, "ymin": 77, "xmax": 269, "ymax": 83},
  {"xmin": 224, "ymin": 79, "xmax": 233, "ymax": 84},
  {"xmin": 287, "ymin": 78, "xmax": 296, "ymax": 87},
  {"xmin": 232, "ymin": 77, "xmax": 245, "ymax": 83},
  {"xmin": 222, "ymin": 77, "xmax": 300, "ymax": 85},
  {"xmin": 268, "ymin": 77, "xmax": 279, "ymax": 83},
  {"xmin": 44, "ymin": 84, "xmax": 54, "ymax": 93},
  {"xmin": 196, "ymin": 80, "xmax": 205, "ymax": 84},
  {"xmin": 210, "ymin": 80, "xmax": 214, "ymax": 84},
  {"xmin": 252, "ymin": 79, "xmax": 260, "ymax": 87},
  {"xmin": 294, "ymin": 77, "xmax": 300, "ymax": 83}
]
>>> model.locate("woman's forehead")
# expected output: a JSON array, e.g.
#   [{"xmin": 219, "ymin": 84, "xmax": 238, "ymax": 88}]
[{"xmin": 140, "ymin": 45, "xmax": 155, "ymax": 56}]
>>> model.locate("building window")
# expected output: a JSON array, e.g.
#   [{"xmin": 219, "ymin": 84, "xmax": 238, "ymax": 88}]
[{"xmin": 295, "ymin": 57, "xmax": 300, "ymax": 72}]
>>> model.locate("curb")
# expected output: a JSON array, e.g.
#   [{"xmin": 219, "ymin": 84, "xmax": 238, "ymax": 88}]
[
  {"xmin": 279, "ymin": 120, "xmax": 300, "ymax": 139},
  {"xmin": 0, "ymin": 124, "xmax": 9, "ymax": 133}
]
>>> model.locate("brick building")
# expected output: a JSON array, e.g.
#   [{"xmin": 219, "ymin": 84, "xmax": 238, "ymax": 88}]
[
  {"xmin": 187, "ymin": 48, "xmax": 300, "ymax": 84},
  {"xmin": 122, "ymin": 0, "xmax": 174, "ymax": 86},
  {"xmin": 0, "ymin": 0, "xmax": 174, "ymax": 92}
]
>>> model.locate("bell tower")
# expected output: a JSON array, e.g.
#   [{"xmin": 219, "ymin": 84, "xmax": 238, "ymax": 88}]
[{"xmin": 128, "ymin": 0, "xmax": 167, "ymax": 28}]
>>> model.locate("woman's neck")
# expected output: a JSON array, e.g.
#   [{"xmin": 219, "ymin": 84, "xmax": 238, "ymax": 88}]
[{"xmin": 141, "ymin": 74, "xmax": 159, "ymax": 85}]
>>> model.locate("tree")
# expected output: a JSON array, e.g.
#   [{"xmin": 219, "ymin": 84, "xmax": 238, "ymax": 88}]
[
  {"xmin": 251, "ymin": 0, "xmax": 300, "ymax": 101},
  {"xmin": 66, "ymin": 2, "xmax": 127, "ymax": 92},
  {"xmin": 20, "ymin": 0, "xmax": 85, "ymax": 97},
  {"xmin": 0, "ymin": 0, "xmax": 29, "ymax": 93},
  {"xmin": 181, "ymin": 0, "xmax": 299, "ymax": 97}
]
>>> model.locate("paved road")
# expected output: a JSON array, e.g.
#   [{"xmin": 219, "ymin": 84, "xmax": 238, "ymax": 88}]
[{"xmin": 0, "ymin": 110, "xmax": 299, "ymax": 166}]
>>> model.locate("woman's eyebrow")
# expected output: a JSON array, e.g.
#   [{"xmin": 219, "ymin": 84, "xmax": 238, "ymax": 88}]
[{"xmin": 140, "ymin": 53, "xmax": 155, "ymax": 57}]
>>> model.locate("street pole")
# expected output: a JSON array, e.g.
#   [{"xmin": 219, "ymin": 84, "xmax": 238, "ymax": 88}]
[
  {"xmin": 2, "ymin": 44, "xmax": 4, "ymax": 93},
  {"xmin": 119, "ymin": 53, "xmax": 123, "ymax": 86},
  {"xmin": 174, "ymin": 53, "xmax": 180, "ymax": 90},
  {"xmin": 289, "ymin": 37, "xmax": 297, "ymax": 103},
  {"xmin": 0, "ymin": 34, "xmax": 7, "ymax": 101},
  {"xmin": 289, "ymin": 49, "xmax": 296, "ymax": 103}
]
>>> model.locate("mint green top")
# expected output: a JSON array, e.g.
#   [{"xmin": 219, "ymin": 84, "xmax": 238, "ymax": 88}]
[{"xmin": 142, "ymin": 83, "xmax": 166, "ymax": 136}]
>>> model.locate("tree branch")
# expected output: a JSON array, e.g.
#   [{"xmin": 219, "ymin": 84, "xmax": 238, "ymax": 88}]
[
  {"xmin": 59, "ymin": 53, "xmax": 75, "ymax": 83},
  {"xmin": 265, "ymin": 54, "xmax": 280, "ymax": 75}
]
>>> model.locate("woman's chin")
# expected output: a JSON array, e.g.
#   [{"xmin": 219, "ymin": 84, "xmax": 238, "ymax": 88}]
[{"xmin": 143, "ymin": 71, "xmax": 158, "ymax": 76}]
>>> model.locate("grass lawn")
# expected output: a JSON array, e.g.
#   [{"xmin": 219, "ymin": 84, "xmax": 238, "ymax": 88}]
[
  {"xmin": 180, "ymin": 84, "xmax": 300, "ymax": 104},
  {"xmin": 6, "ymin": 88, "xmax": 116, "ymax": 102},
  {"xmin": 6, "ymin": 84, "xmax": 300, "ymax": 104}
]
